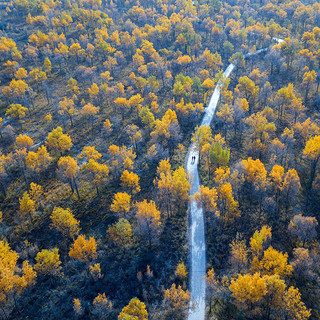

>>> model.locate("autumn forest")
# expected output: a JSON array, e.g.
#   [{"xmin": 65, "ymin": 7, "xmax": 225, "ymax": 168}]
[{"xmin": 0, "ymin": 0, "xmax": 320, "ymax": 319}]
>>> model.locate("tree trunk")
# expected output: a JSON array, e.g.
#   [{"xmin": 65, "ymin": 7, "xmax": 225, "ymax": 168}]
[
  {"xmin": 73, "ymin": 178, "xmax": 80, "ymax": 200},
  {"xmin": 309, "ymin": 158, "xmax": 319, "ymax": 190},
  {"xmin": 69, "ymin": 180, "xmax": 74, "ymax": 194},
  {"xmin": 1, "ymin": 182, "xmax": 6, "ymax": 197}
]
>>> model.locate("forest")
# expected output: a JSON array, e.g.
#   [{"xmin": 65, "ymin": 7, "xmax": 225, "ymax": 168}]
[{"xmin": 0, "ymin": 0, "xmax": 320, "ymax": 319}]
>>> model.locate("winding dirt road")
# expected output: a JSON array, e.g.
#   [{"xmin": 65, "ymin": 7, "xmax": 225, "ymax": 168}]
[{"xmin": 186, "ymin": 37, "xmax": 283, "ymax": 320}]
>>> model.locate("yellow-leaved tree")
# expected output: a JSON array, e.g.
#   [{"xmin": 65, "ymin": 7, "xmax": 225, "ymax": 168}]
[
  {"xmin": 34, "ymin": 248, "xmax": 61, "ymax": 276},
  {"xmin": 110, "ymin": 192, "xmax": 131, "ymax": 217},
  {"xmin": 93, "ymin": 293, "xmax": 113, "ymax": 319},
  {"xmin": 0, "ymin": 241, "xmax": 36, "ymax": 318},
  {"xmin": 50, "ymin": 207, "xmax": 80, "ymax": 239},
  {"xmin": 164, "ymin": 283, "xmax": 190, "ymax": 317},
  {"xmin": 195, "ymin": 185, "xmax": 218, "ymax": 217},
  {"xmin": 46, "ymin": 127, "xmax": 72, "ymax": 155},
  {"xmin": 19, "ymin": 192, "xmax": 36, "ymax": 226},
  {"xmin": 57, "ymin": 156, "xmax": 80, "ymax": 199},
  {"xmin": 26, "ymin": 145, "xmax": 53, "ymax": 177},
  {"xmin": 303, "ymin": 135, "xmax": 320, "ymax": 188},
  {"xmin": 69, "ymin": 235, "xmax": 97, "ymax": 262},
  {"xmin": 106, "ymin": 218, "xmax": 135, "ymax": 250},
  {"xmin": 153, "ymin": 159, "xmax": 190, "ymax": 216},
  {"xmin": 81, "ymin": 159, "xmax": 109, "ymax": 195},
  {"xmin": 250, "ymin": 225, "xmax": 272, "ymax": 271},
  {"xmin": 135, "ymin": 199, "xmax": 161, "ymax": 247},
  {"xmin": 118, "ymin": 297, "xmax": 148, "ymax": 320},
  {"xmin": 229, "ymin": 272, "xmax": 267, "ymax": 307},
  {"xmin": 120, "ymin": 170, "xmax": 140, "ymax": 194}
]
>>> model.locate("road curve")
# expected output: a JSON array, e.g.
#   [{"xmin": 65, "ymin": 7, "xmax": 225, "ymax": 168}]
[{"xmin": 186, "ymin": 37, "xmax": 283, "ymax": 320}]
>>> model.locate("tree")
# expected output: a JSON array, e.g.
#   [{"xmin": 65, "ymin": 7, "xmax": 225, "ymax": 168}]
[
  {"xmin": 118, "ymin": 297, "xmax": 148, "ymax": 320},
  {"xmin": 288, "ymin": 214, "xmax": 318, "ymax": 246},
  {"xmin": 34, "ymin": 248, "xmax": 62, "ymax": 276},
  {"xmin": 302, "ymin": 70, "xmax": 316, "ymax": 102},
  {"xmin": 191, "ymin": 125, "xmax": 213, "ymax": 152},
  {"xmin": 216, "ymin": 182, "xmax": 240, "ymax": 222},
  {"xmin": 205, "ymin": 268, "xmax": 224, "ymax": 314},
  {"xmin": 81, "ymin": 103, "xmax": 100, "ymax": 128},
  {"xmin": 229, "ymin": 272, "xmax": 267, "ymax": 307},
  {"xmin": 78, "ymin": 146, "xmax": 102, "ymax": 162},
  {"xmin": 269, "ymin": 165, "xmax": 285, "ymax": 194},
  {"xmin": 114, "ymin": 97, "xmax": 129, "ymax": 120},
  {"xmin": 0, "ymin": 241, "xmax": 36, "ymax": 318},
  {"xmin": 73, "ymin": 298, "xmax": 83, "ymax": 317},
  {"xmin": 106, "ymin": 218, "xmax": 134, "ymax": 250},
  {"xmin": 259, "ymin": 247, "xmax": 293, "ymax": 277},
  {"xmin": 303, "ymin": 135, "xmax": 320, "ymax": 188},
  {"xmin": 154, "ymin": 159, "xmax": 175, "ymax": 216},
  {"xmin": 245, "ymin": 110, "xmax": 276, "ymax": 149},
  {"xmin": 110, "ymin": 192, "xmax": 131, "ymax": 217},
  {"xmin": 43, "ymin": 57, "xmax": 51, "ymax": 73},
  {"xmin": 26, "ymin": 145, "xmax": 52, "ymax": 176},
  {"xmin": 263, "ymin": 274, "xmax": 287, "ymax": 319},
  {"xmin": 150, "ymin": 109, "xmax": 181, "ymax": 152},
  {"xmin": 5, "ymin": 104, "xmax": 28, "ymax": 126},
  {"xmin": 57, "ymin": 156, "xmax": 80, "ymax": 198},
  {"xmin": 200, "ymin": 49, "xmax": 222, "ymax": 74},
  {"xmin": 15, "ymin": 67, "xmax": 27, "ymax": 79},
  {"xmin": 103, "ymin": 118, "xmax": 113, "ymax": 135},
  {"xmin": 108, "ymin": 145, "xmax": 137, "ymax": 177},
  {"xmin": 172, "ymin": 167, "xmax": 190, "ymax": 209},
  {"xmin": 235, "ymin": 76, "xmax": 259, "ymax": 113},
  {"xmin": 291, "ymin": 248, "xmax": 314, "ymax": 279},
  {"xmin": 241, "ymin": 157, "xmax": 267, "ymax": 192},
  {"xmin": 69, "ymin": 43, "xmax": 83, "ymax": 63},
  {"xmin": 282, "ymin": 287, "xmax": 311, "ymax": 320},
  {"xmin": 120, "ymin": 170, "xmax": 140, "ymax": 194},
  {"xmin": 69, "ymin": 235, "xmax": 97, "ymax": 262},
  {"xmin": 0, "ymin": 118, "xmax": 3, "ymax": 139},
  {"xmin": 54, "ymin": 42, "xmax": 69, "ymax": 68},
  {"xmin": 46, "ymin": 127, "xmax": 72, "ymax": 155},
  {"xmin": 15, "ymin": 134, "xmax": 33, "ymax": 150},
  {"xmin": 175, "ymin": 262, "xmax": 188, "ymax": 283},
  {"xmin": 81, "ymin": 160, "xmax": 109, "ymax": 195},
  {"xmin": 88, "ymin": 83, "xmax": 100, "ymax": 100},
  {"xmin": 19, "ymin": 191, "xmax": 35, "ymax": 223},
  {"xmin": 282, "ymin": 169, "xmax": 301, "ymax": 207},
  {"xmin": 12, "ymin": 146, "xmax": 28, "ymax": 184},
  {"xmin": 93, "ymin": 293, "xmax": 113, "ymax": 319},
  {"xmin": 164, "ymin": 283, "xmax": 190, "ymax": 317},
  {"xmin": 29, "ymin": 68, "xmax": 47, "ymax": 91},
  {"xmin": 58, "ymin": 97, "xmax": 77, "ymax": 126},
  {"xmin": 202, "ymin": 78, "xmax": 215, "ymax": 102},
  {"xmin": 135, "ymin": 200, "xmax": 161, "ymax": 247},
  {"xmin": 50, "ymin": 207, "xmax": 80, "ymax": 239},
  {"xmin": 29, "ymin": 182, "xmax": 43, "ymax": 209},
  {"xmin": 9, "ymin": 80, "xmax": 29, "ymax": 100},
  {"xmin": 209, "ymin": 142, "xmax": 230, "ymax": 170},
  {"xmin": 128, "ymin": 94, "xmax": 144, "ymax": 116},
  {"xmin": 126, "ymin": 125, "xmax": 142, "ymax": 153},
  {"xmin": 194, "ymin": 185, "xmax": 218, "ymax": 217},
  {"xmin": 250, "ymin": 226, "xmax": 272, "ymax": 257},
  {"xmin": 230, "ymin": 236, "xmax": 249, "ymax": 273},
  {"xmin": 67, "ymin": 78, "xmax": 80, "ymax": 96},
  {"xmin": 89, "ymin": 263, "xmax": 102, "ymax": 281}
]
